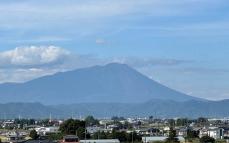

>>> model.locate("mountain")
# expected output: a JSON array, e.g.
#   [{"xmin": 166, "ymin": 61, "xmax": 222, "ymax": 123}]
[
  {"xmin": 54, "ymin": 99, "xmax": 229, "ymax": 118},
  {"xmin": 0, "ymin": 63, "xmax": 201, "ymax": 104},
  {"xmin": 1, "ymin": 100, "xmax": 229, "ymax": 118},
  {"xmin": 0, "ymin": 102, "xmax": 59, "ymax": 119}
]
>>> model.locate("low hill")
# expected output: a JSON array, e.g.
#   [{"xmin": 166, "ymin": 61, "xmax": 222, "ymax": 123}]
[{"xmin": 0, "ymin": 100, "xmax": 229, "ymax": 118}]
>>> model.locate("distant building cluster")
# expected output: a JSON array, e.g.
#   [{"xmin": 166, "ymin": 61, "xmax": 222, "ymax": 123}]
[{"xmin": 0, "ymin": 116, "xmax": 229, "ymax": 143}]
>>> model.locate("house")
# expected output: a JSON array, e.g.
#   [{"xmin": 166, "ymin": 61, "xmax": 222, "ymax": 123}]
[
  {"xmin": 99, "ymin": 119, "xmax": 113, "ymax": 126},
  {"xmin": 162, "ymin": 126, "xmax": 170, "ymax": 136},
  {"xmin": 107, "ymin": 125, "xmax": 119, "ymax": 131},
  {"xmin": 136, "ymin": 128, "xmax": 160, "ymax": 136},
  {"xmin": 136, "ymin": 128, "xmax": 150, "ymax": 135},
  {"xmin": 5, "ymin": 131, "xmax": 26, "ymax": 143},
  {"xmin": 35, "ymin": 126, "xmax": 59, "ymax": 135},
  {"xmin": 142, "ymin": 136, "xmax": 185, "ymax": 143},
  {"xmin": 207, "ymin": 127, "xmax": 224, "ymax": 139},
  {"xmin": 222, "ymin": 127, "xmax": 229, "ymax": 138},
  {"xmin": 2, "ymin": 121, "xmax": 16, "ymax": 128},
  {"xmin": 163, "ymin": 126, "xmax": 170, "ymax": 132},
  {"xmin": 61, "ymin": 135, "xmax": 79, "ymax": 143},
  {"xmin": 199, "ymin": 127, "xmax": 224, "ymax": 139},
  {"xmin": 86, "ymin": 126, "xmax": 101, "ymax": 134},
  {"xmin": 177, "ymin": 127, "xmax": 192, "ymax": 137},
  {"xmin": 199, "ymin": 127, "xmax": 208, "ymax": 138}
]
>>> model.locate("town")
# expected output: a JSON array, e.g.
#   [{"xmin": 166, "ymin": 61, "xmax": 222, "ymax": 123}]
[{"xmin": 0, "ymin": 116, "xmax": 228, "ymax": 143}]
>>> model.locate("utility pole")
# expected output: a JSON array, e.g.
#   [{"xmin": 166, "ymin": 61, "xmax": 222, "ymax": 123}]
[
  {"xmin": 132, "ymin": 131, "xmax": 134, "ymax": 143},
  {"xmin": 98, "ymin": 130, "xmax": 100, "ymax": 139},
  {"xmin": 85, "ymin": 121, "xmax": 86, "ymax": 143},
  {"xmin": 49, "ymin": 113, "xmax": 52, "ymax": 123}
]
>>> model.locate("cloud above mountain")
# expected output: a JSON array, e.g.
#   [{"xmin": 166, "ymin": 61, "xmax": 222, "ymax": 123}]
[
  {"xmin": 0, "ymin": 46, "xmax": 70, "ymax": 67},
  {"xmin": 0, "ymin": 46, "xmax": 189, "ymax": 83},
  {"xmin": 0, "ymin": 46, "xmax": 228, "ymax": 100},
  {"xmin": 0, "ymin": 46, "xmax": 72, "ymax": 83}
]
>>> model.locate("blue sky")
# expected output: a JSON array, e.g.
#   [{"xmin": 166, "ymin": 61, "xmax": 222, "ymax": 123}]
[{"xmin": 0, "ymin": 0, "xmax": 229, "ymax": 100}]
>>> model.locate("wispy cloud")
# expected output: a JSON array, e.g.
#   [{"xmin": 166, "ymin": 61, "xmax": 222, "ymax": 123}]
[
  {"xmin": 0, "ymin": 0, "xmax": 225, "ymax": 29},
  {"xmin": 176, "ymin": 67, "xmax": 229, "ymax": 75},
  {"xmin": 110, "ymin": 57, "xmax": 191, "ymax": 68},
  {"xmin": 95, "ymin": 38, "xmax": 106, "ymax": 45},
  {"xmin": 0, "ymin": 0, "xmax": 228, "ymax": 44},
  {"xmin": 12, "ymin": 36, "xmax": 71, "ymax": 43}
]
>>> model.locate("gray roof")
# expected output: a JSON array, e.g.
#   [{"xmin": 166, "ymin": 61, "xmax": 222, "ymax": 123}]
[
  {"xmin": 64, "ymin": 135, "xmax": 79, "ymax": 139},
  {"xmin": 25, "ymin": 140, "xmax": 56, "ymax": 143}
]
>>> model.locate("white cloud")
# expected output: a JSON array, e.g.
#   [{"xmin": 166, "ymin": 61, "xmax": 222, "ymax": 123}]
[
  {"xmin": 95, "ymin": 38, "xmax": 106, "ymax": 45},
  {"xmin": 12, "ymin": 36, "xmax": 71, "ymax": 43},
  {"xmin": 0, "ymin": 46, "xmax": 70, "ymax": 67},
  {"xmin": 0, "ymin": 46, "xmax": 104, "ymax": 83},
  {"xmin": 0, "ymin": 46, "xmax": 191, "ymax": 83}
]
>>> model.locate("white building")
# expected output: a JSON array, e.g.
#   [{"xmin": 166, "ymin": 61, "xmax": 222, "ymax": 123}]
[
  {"xmin": 86, "ymin": 126, "xmax": 101, "ymax": 134},
  {"xmin": 80, "ymin": 139, "xmax": 120, "ymax": 143},
  {"xmin": 142, "ymin": 136, "xmax": 185, "ymax": 143},
  {"xmin": 99, "ymin": 119, "xmax": 113, "ymax": 125},
  {"xmin": 199, "ymin": 127, "xmax": 208, "ymax": 138},
  {"xmin": 35, "ymin": 126, "xmax": 59, "ymax": 135},
  {"xmin": 207, "ymin": 128, "xmax": 224, "ymax": 139}
]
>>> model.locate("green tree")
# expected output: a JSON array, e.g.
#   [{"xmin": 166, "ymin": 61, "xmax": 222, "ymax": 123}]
[
  {"xmin": 77, "ymin": 127, "xmax": 85, "ymax": 139},
  {"xmin": 126, "ymin": 131, "xmax": 142, "ymax": 142},
  {"xmin": 149, "ymin": 116, "xmax": 154, "ymax": 123},
  {"xmin": 168, "ymin": 119, "xmax": 176, "ymax": 127},
  {"xmin": 99, "ymin": 131, "xmax": 107, "ymax": 139},
  {"xmin": 200, "ymin": 136, "xmax": 215, "ymax": 143},
  {"xmin": 59, "ymin": 119, "xmax": 85, "ymax": 135},
  {"xmin": 92, "ymin": 131, "xmax": 108, "ymax": 139},
  {"xmin": 176, "ymin": 118, "xmax": 188, "ymax": 126},
  {"xmin": 48, "ymin": 133, "xmax": 63, "ymax": 141},
  {"xmin": 185, "ymin": 129, "xmax": 199, "ymax": 142},
  {"xmin": 85, "ymin": 116, "xmax": 99, "ymax": 126},
  {"xmin": 76, "ymin": 127, "xmax": 90, "ymax": 140},
  {"xmin": 123, "ymin": 121, "xmax": 133, "ymax": 130},
  {"xmin": 111, "ymin": 130, "xmax": 127, "ymax": 142},
  {"xmin": 30, "ymin": 130, "xmax": 39, "ymax": 140},
  {"xmin": 165, "ymin": 127, "xmax": 179, "ymax": 143},
  {"xmin": 111, "ymin": 116, "xmax": 125, "ymax": 121},
  {"xmin": 197, "ymin": 117, "xmax": 209, "ymax": 126},
  {"xmin": 186, "ymin": 129, "xmax": 199, "ymax": 139}
]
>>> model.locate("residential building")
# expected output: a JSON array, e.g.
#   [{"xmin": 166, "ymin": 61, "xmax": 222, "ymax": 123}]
[{"xmin": 207, "ymin": 127, "xmax": 224, "ymax": 139}]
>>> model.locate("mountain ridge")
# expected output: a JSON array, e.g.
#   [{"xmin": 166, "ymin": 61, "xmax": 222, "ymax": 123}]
[
  {"xmin": 0, "ymin": 99, "xmax": 229, "ymax": 118},
  {"xmin": 0, "ymin": 63, "xmax": 202, "ymax": 104}
]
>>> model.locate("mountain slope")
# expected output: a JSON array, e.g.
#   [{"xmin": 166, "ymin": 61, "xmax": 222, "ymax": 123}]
[
  {"xmin": 57, "ymin": 99, "xmax": 229, "ymax": 118},
  {"xmin": 0, "ymin": 63, "xmax": 202, "ymax": 104}
]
